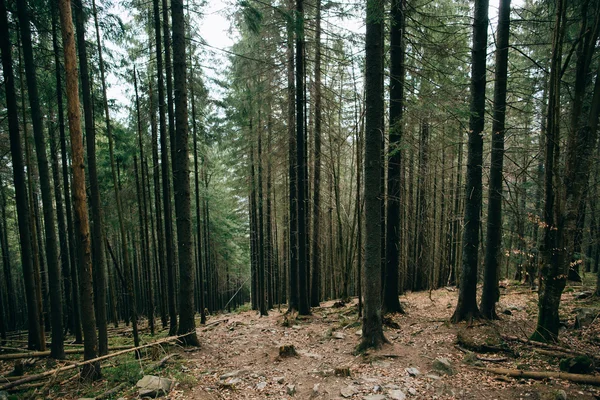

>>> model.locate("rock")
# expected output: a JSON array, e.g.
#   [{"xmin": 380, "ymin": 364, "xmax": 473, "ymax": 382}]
[
  {"xmin": 279, "ymin": 344, "xmax": 298, "ymax": 357},
  {"xmin": 502, "ymin": 309, "xmax": 512, "ymax": 315},
  {"xmin": 219, "ymin": 370, "xmax": 245, "ymax": 380},
  {"xmin": 219, "ymin": 377, "xmax": 242, "ymax": 389},
  {"xmin": 432, "ymin": 357, "xmax": 454, "ymax": 375},
  {"xmin": 389, "ymin": 389, "xmax": 406, "ymax": 400},
  {"xmin": 408, "ymin": 388, "xmax": 417, "ymax": 396},
  {"xmin": 335, "ymin": 366, "xmax": 351, "ymax": 377},
  {"xmin": 274, "ymin": 376, "xmax": 285, "ymax": 384},
  {"xmin": 136, "ymin": 375, "xmax": 174, "ymax": 398},
  {"xmin": 355, "ymin": 329, "xmax": 363, "ymax": 336},
  {"xmin": 363, "ymin": 395, "xmax": 386, "ymax": 400},
  {"xmin": 287, "ymin": 384, "xmax": 296, "ymax": 395},
  {"xmin": 574, "ymin": 291, "xmax": 592, "ymax": 299},
  {"xmin": 333, "ymin": 331, "xmax": 346, "ymax": 339},
  {"xmin": 425, "ymin": 374, "xmax": 441, "ymax": 380},
  {"xmin": 312, "ymin": 368, "xmax": 335, "ymax": 377},
  {"xmin": 555, "ymin": 389, "xmax": 567, "ymax": 400},
  {"xmin": 257, "ymin": 381, "xmax": 267, "ymax": 390},
  {"xmin": 559, "ymin": 356, "xmax": 593, "ymax": 374},
  {"xmin": 405, "ymin": 367, "xmax": 420, "ymax": 377},
  {"xmin": 313, "ymin": 383, "xmax": 321, "ymax": 395},
  {"xmin": 574, "ymin": 308, "xmax": 599, "ymax": 329},
  {"xmin": 373, "ymin": 385, "xmax": 382, "ymax": 392},
  {"xmin": 341, "ymin": 385, "xmax": 359, "ymax": 398}
]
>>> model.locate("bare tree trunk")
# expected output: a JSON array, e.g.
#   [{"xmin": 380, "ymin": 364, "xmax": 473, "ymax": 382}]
[
  {"xmin": 452, "ymin": 0, "xmax": 488, "ymax": 323},
  {"xmin": 57, "ymin": 0, "xmax": 99, "ymax": 377},
  {"xmin": 359, "ymin": 0, "xmax": 386, "ymax": 351}
]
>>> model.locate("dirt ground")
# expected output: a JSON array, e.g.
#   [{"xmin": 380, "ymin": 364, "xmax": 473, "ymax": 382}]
[{"xmin": 166, "ymin": 283, "xmax": 600, "ymax": 400}]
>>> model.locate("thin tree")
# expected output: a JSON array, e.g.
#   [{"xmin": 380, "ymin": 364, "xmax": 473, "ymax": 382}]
[
  {"xmin": 0, "ymin": 0, "xmax": 44, "ymax": 352},
  {"xmin": 358, "ymin": 0, "xmax": 387, "ymax": 351},
  {"xmin": 57, "ymin": 0, "xmax": 99, "ymax": 378},
  {"xmin": 480, "ymin": 0, "xmax": 511, "ymax": 320},
  {"xmin": 295, "ymin": 0, "xmax": 310, "ymax": 316},
  {"xmin": 16, "ymin": 0, "xmax": 65, "ymax": 358},
  {"xmin": 451, "ymin": 0, "xmax": 488, "ymax": 323},
  {"xmin": 172, "ymin": 0, "xmax": 200, "ymax": 345}
]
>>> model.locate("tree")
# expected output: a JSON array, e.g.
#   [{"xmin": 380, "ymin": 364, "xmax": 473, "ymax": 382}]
[
  {"xmin": 172, "ymin": 0, "xmax": 199, "ymax": 346},
  {"xmin": 480, "ymin": 0, "xmax": 511, "ymax": 320},
  {"xmin": 359, "ymin": 0, "xmax": 386, "ymax": 351},
  {"xmin": 0, "ymin": 0, "xmax": 44, "ymax": 352},
  {"xmin": 295, "ymin": 0, "xmax": 310, "ymax": 316},
  {"xmin": 16, "ymin": 0, "xmax": 64, "ymax": 358},
  {"xmin": 57, "ymin": 0, "xmax": 99, "ymax": 378},
  {"xmin": 384, "ymin": 0, "xmax": 406, "ymax": 314},
  {"xmin": 451, "ymin": 0, "xmax": 488, "ymax": 323}
]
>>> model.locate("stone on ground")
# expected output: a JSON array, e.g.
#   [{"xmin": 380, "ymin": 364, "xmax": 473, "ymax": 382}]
[
  {"xmin": 279, "ymin": 344, "xmax": 298, "ymax": 357},
  {"xmin": 405, "ymin": 367, "xmax": 420, "ymax": 377},
  {"xmin": 341, "ymin": 385, "xmax": 359, "ymax": 398},
  {"xmin": 389, "ymin": 389, "xmax": 406, "ymax": 400},
  {"xmin": 136, "ymin": 375, "xmax": 174, "ymax": 398},
  {"xmin": 286, "ymin": 384, "xmax": 296, "ymax": 395},
  {"xmin": 432, "ymin": 357, "xmax": 454, "ymax": 375}
]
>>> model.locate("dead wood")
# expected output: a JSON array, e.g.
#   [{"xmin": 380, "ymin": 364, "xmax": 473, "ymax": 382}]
[
  {"xmin": 475, "ymin": 366, "xmax": 600, "ymax": 386},
  {"xmin": 0, "ymin": 334, "xmax": 184, "ymax": 391},
  {"xmin": 0, "ymin": 345, "xmax": 133, "ymax": 360}
]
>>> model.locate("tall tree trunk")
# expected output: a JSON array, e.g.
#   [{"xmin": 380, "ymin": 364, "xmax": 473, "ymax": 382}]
[
  {"xmin": 0, "ymin": 0, "xmax": 43, "ymax": 350},
  {"xmin": 310, "ymin": 0, "xmax": 322, "ymax": 308},
  {"xmin": 16, "ymin": 0, "xmax": 64, "ymax": 358},
  {"xmin": 451, "ymin": 0, "xmax": 488, "ymax": 323},
  {"xmin": 480, "ymin": 0, "xmax": 511, "ymax": 319},
  {"xmin": 359, "ymin": 0, "xmax": 386, "ymax": 351},
  {"xmin": 532, "ymin": 0, "xmax": 566, "ymax": 342},
  {"xmin": 384, "ymin": 0, "xmax": 405, "ymax": 313},
  {"xmin": 172, "ymin": 0, "xmax": 199, "ymax": 345},
  {"xmin": 287, "ymin": 0, "xmax": 299, "ymax": 312},
  {"xmin": 0, "ymin": 177, "xmax": 16, "ymax": 331},
  {"xmin": 257, "ymin": 114, "xmax": 268, "ymax": 316},
  {"xmin": 90, "ymin": 0, "xmax": 112, "ymax": 354},
  {"xmin": 134, "ymin": 70, "xmax": 155, "ymax": 335},
  {"xmin": 153, "ymin": 0, "xmax": 178, "ymax": 335},
  {"xmin": 190, "ymin": 61, "xmax": 206, "ymax": 324},
  {"xmin": 57, "ymin": 0, "xmax": 99, "ymax": 377}
]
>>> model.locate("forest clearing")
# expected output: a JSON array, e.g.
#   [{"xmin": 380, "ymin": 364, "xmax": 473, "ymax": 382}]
[{"xmin": 0, "ymin": 282, "xmax": 599, "ymax": 399}]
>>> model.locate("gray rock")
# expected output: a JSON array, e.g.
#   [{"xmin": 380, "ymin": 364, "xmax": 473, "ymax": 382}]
[
  {"xmin": 313, "ymin": 383, "xmax": 321, "ymax": 394},
  {"xmin": 355, "ymin": 329, "xmax": 363, "ymax": 336},
  {"xmin": 574, "ymin": 291, "xmax": 592, "ymax": 299},
  {"xmin": 219, "ymin": 369, "xmax": 245, "ymax": 380},
  {"xmin": 257, "ymin": 381, "xmax": 267, "ymax": 390},
  {"xmin": 405, "ymin": 367, "xmax": 420, "ymax": 377},
  {"xmin": 555, "ymin": 389, "xmax": 567, "ymax": 400},
  {"xmin": 389, "ymin": 389, "xmax": 406, "ymax": 400},
  {"xmin": 407, "ymin": 388, "xmax": 417, "ymax": 396},
  {"xmin": 425, "ymin": 373, "xmax": 441, "ymax": 380},
  {"xmin": 333, "ymin": 331, "xmax": 346, "ymax": 339},
  {"xmin": 574, "ymin": 308, "xmax": 599, "ymax": 329},
  {"xmin": 432, "ymin": 357, "xmax": 454, "ymax": 375},
  {"xmin": 341, "ymin": 385, "xmax": 359, "ymax": 398},
  {"xmin": 219, "ymin": 377, "xmax": 242, "ymax": 389},
  {"xmin": 136, "ymin": 375, "xmax": 174, "ymax": 398},
  {"xmin": 363, "ymin": 395, "xmax": 386, "ymax": 400},
  {"xmin": 274, "ymin": 376, "xmax": 285, "ymax": 384},
  {"xmin": 287, "ymin": 384, "xmax": 297, "ymax": 395}
]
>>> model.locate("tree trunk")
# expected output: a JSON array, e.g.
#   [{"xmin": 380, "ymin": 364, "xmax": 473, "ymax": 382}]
[
  {"xmin": 57, "ymin": 0, "xmax": 99, "ymax": 378},
  {"xmin": 0, "ymin": 0, "xmax": 44, "ymax": 351},
  {"xmin": 480, "ymin": 0, "xmax": 511, "ymax": 319},
  {"xmin": 172, "ymin": 0, "xmax": 199, "ymax": 345},
  {"xmin": 359, "ymin": 0, "xmax": 386, "ymax": 351},
  {"xmin": 451, "ymin": 0, "xmax": 488, "ymax": 323},
  {"xmin": 384, "ymin": 0, "xmax": 405, "ymax": 313}
]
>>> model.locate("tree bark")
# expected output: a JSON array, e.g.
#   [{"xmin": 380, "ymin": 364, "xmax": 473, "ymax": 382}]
[
  {"xmin": 452, "ymin": 0, "xmax": 488, "ymax": 323},
  {"xmin": 480, "ymin": 0, "xmax": 511, "ymax": 319},
  {"xmin": 57, "ymin": 0, "xmax": 99, "ymax": 378},
  {"xmin": 172, "ymin": 0, "xmax": 199, "ymax": 345},
  {"xmin": 359, "ymin": 0, "xmax": 387, "ymax": 351}
]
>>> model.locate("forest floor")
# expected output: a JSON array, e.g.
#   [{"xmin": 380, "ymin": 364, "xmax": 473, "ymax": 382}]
[{"xmin": 1, "ymin": 280, "xmax": 600, "ymax": 400}]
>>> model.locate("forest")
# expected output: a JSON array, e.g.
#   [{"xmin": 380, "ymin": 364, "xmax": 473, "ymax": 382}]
[{"xmin": 0, "ymin": 0, "xmax": 599, "ymax": 397}]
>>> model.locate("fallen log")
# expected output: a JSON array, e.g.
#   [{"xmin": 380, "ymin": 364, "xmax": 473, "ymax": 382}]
[
  {"xmin": 475, "ymin": 366, "xmax": 600, "ymax": 386},
  {"xmin": 501, "ymin": 335, "xmax": 600, "ymax": 363},
  {"xmin": 0, "ymin": 334, "xmax": 185, "ymax": 391},
  {"xmin": 0, "ymin": 345, "xmax": 133, "ymax": 360},
  {"xmin": 95, "ymin": 381, "xmax": 128, "ymax": 400},
  {"xmin": 455, "ymin": 345, "xmax": 508, "ymax": 362}
]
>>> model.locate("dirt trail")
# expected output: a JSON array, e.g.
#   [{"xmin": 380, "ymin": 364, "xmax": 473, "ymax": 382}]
[{"xmin": 175, "ymin": 287, "xmax": 600, "ymax": 399}]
